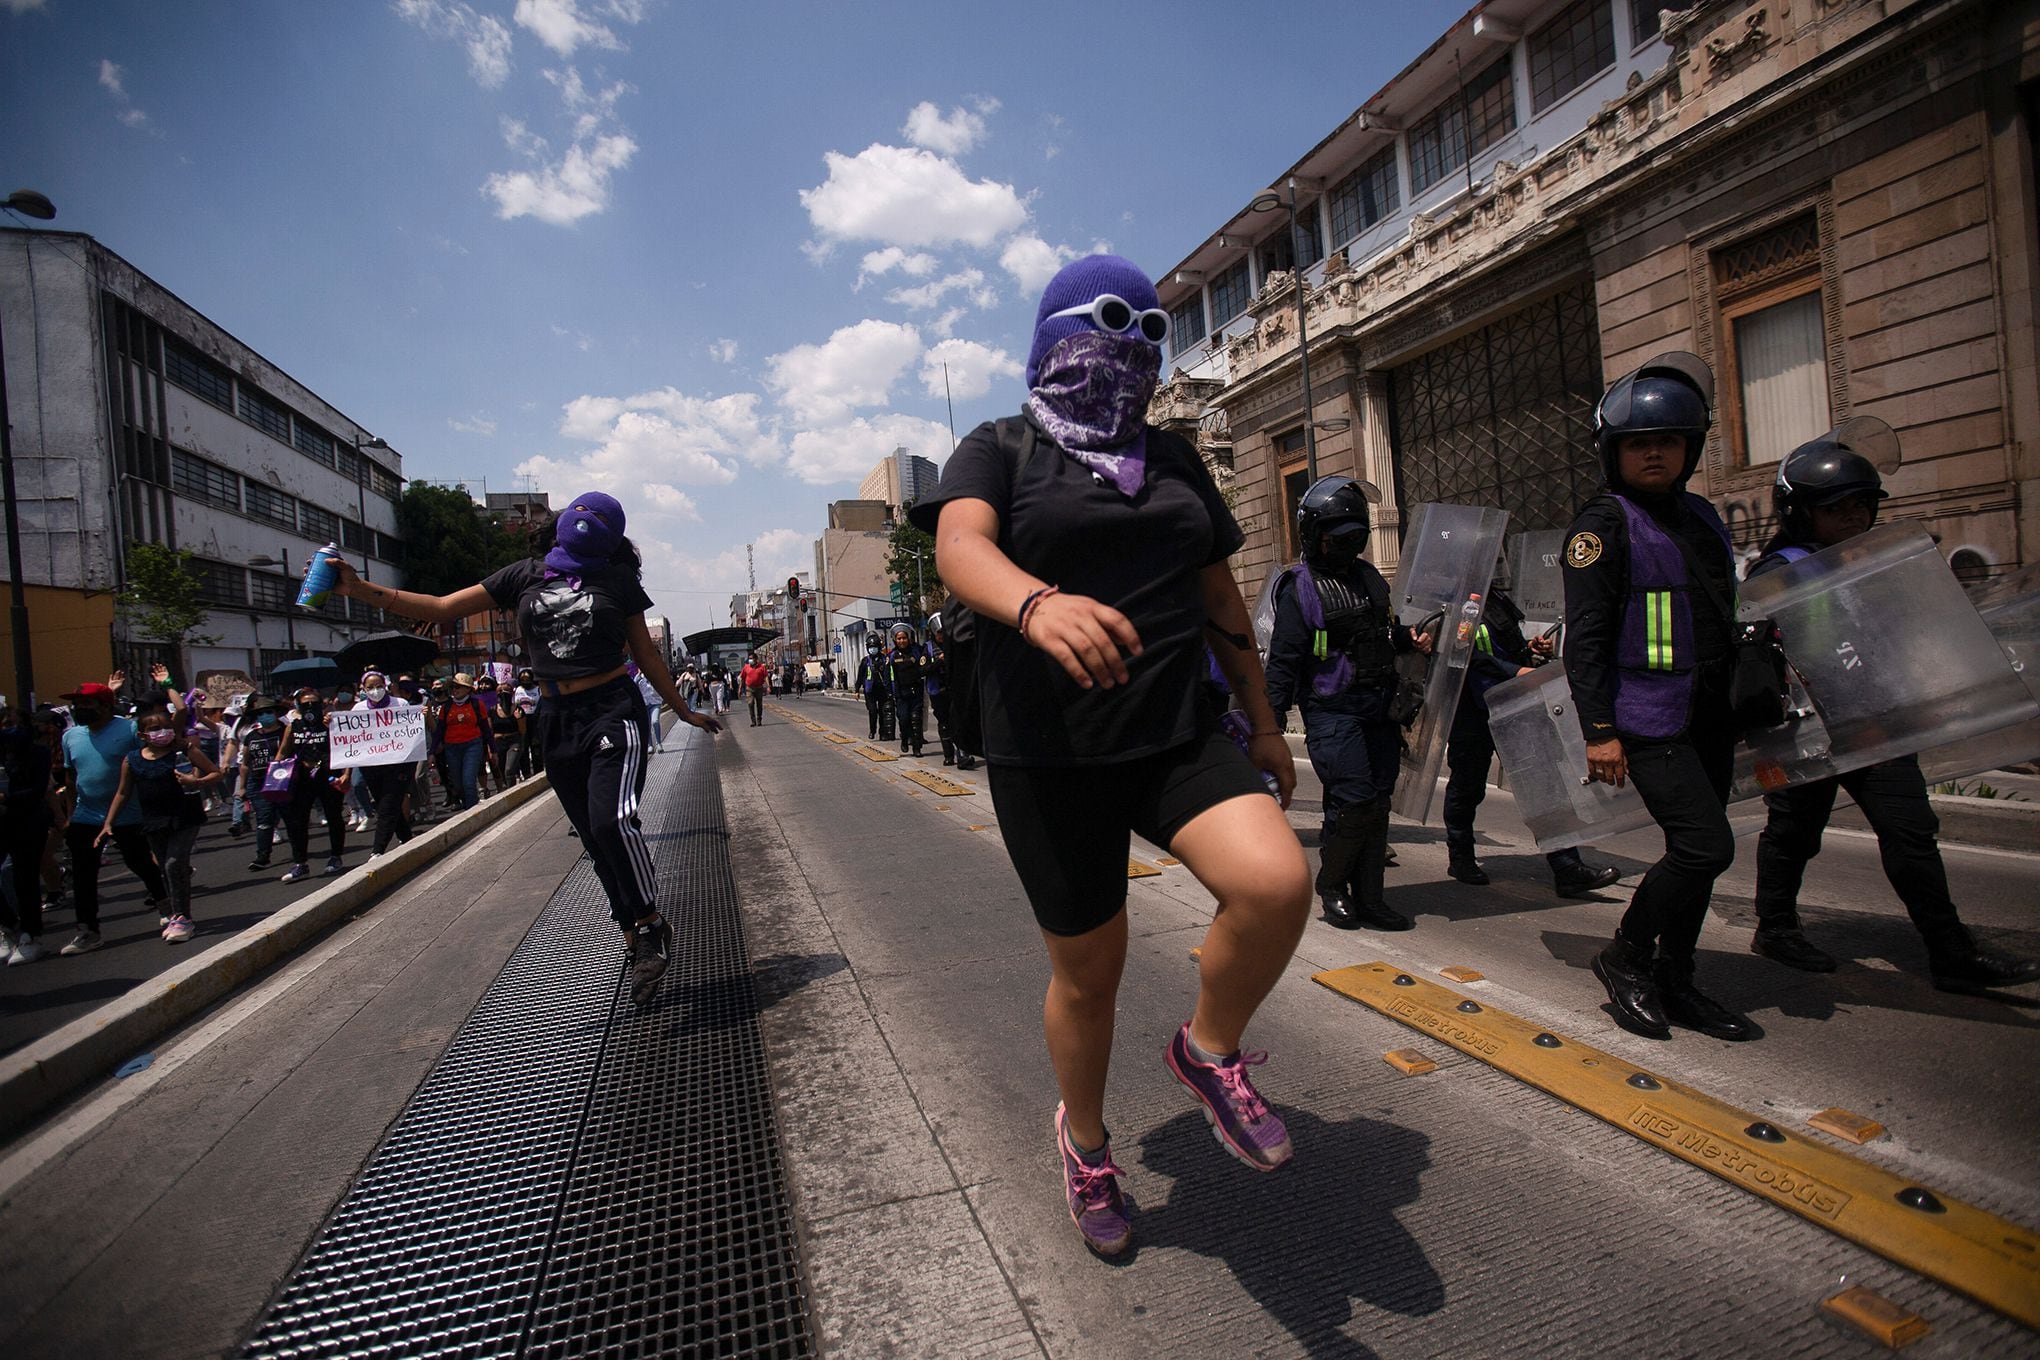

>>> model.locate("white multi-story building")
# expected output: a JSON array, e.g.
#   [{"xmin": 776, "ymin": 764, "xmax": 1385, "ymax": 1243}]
[
  {"xmin": 1, "ymin": 228, "xmax": 406, "ymax": 699},
  {"xmin": 856, "ymin": 447, "xmax": 939, "ymax": 517}
]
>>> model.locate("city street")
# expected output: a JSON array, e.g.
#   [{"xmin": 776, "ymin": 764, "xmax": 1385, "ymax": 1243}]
[{"xmin": 2, "ymin": 703, "xmax": 2030, "ymax": 1358}]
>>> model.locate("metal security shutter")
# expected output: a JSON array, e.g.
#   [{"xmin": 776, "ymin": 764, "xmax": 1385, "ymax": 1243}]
[{"xmin": 1387, "ymin": 280, "xmax": 1604, "ymax": 532}]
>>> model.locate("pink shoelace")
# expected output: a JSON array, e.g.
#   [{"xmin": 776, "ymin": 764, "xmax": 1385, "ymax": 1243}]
[
  {"xmin": 1214, "ymin": 1050, "xmax": 1271, "ymax": 1123},
  {"xmin": 1067, "ymin": 1151, "xmax": 1125, "ymax": 1208}
]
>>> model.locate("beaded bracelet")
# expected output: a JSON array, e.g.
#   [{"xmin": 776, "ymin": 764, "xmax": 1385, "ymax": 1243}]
[{"xmin": 1016, "ymin": 585, "xmax": 1060, "ymax": 639}]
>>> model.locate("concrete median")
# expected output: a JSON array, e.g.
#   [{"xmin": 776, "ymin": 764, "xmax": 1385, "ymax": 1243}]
[{"xmin": 0, "ymin": 775, "xmax": 557, "ymax": 1142}]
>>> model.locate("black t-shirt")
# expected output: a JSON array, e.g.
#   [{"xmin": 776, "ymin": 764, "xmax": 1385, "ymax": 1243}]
[
  {"xmin": 913, "ymin": 417, "xmax": 1244, "ymax": 766},
  {"xmin": 483, "ymin": 558, "xmax": 655, "ymax": 681}
]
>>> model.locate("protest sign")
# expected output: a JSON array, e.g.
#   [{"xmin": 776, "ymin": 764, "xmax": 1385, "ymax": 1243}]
[
  {"xmin": 329, "ymin": 704, "xmax": 428, "ymax": 767},
  {"xmin": 197, "ymin": 670, "xmax": 256, "ymax": 709}
]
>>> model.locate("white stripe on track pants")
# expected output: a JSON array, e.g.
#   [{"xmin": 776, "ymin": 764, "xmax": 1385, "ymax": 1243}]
[{"xmin": 536, "ymin": 675, "xmax": 658, "ymax": 927}]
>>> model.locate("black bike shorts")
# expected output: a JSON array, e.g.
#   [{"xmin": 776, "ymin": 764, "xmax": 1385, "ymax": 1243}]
[{"xmin": 987, "ymin": 729, "xmax": 1268, "ymax": 937}]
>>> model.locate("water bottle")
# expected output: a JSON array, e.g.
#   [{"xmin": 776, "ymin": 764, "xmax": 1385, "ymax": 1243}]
[
  {"xmin": 1455, "ymin": 593, "xmax": 1484, "ymax": 645},
  {"xmin": 297, "ymin": 543, "xmax": 343, "ymax": 610}
]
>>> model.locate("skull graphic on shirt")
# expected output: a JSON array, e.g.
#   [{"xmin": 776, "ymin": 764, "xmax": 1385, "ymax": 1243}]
[{"xmin": 533, "ymin": 578, "xmax": 595, "ymax": 659}]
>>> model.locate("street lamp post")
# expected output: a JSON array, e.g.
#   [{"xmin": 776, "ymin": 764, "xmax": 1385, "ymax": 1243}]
[
  {"xmin": 1, "ymin": 188, "xmax": 58, "ymax": 707},
  {"xmin": 351, "ymin": 433, "xmax": 391, "ymax": 582},
  {"xmin": 1251, "ymin": 179, "xmax": 1322, "ymax": 483},
  {"xmin": 246, "ymin": 552, "xmax": 295, "ymax": 654}
]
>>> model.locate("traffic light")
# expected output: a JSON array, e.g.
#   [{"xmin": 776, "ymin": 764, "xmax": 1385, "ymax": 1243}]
[{"xmin": 787, "ymin": 575, "xmax": 802, "ymax": 606}]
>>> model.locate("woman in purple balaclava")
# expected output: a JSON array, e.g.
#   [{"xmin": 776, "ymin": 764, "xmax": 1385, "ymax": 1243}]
[
  {"xmin": 909, "ymin": 255, "xmax": 1309, "ymax": 1258},
  {"xmin": 327, "ymin": 492, "xmax": 720, "ymax": 1005}
]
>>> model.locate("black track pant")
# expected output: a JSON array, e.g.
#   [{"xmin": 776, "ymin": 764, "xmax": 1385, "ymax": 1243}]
[
  {"xmin": 1617, "ymin": 686, "xmax": 1736, "ymax": 966},
  {"xmin": 1754, "ymin": 754, "xmax": 1962, "ymax": 950},
  {"xmin": 285, "ymin": 776, "xmax": 347, "ymax": 864},
  {"xmin": 364, "ymin": 764, "xmax": 415, "ymax": 854},
  {"xmin": 2, "ymin": 808, "xmax": 51, "ymax": 937},
  {"xmin": 748, "ymin": 687, "xmax": 765, "ymax": 725},
  {"xmin": 537, "ymin": 676, "xmax": 656, "ymax": 928},
  {"xmin": 64, "ymin": 820, "xmax": 166, "ymax": 930}
]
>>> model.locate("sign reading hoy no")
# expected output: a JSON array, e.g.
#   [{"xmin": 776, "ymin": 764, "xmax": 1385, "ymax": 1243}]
[{"xmin": 328, "ymin": 705, "xmax": 429, "ymax": 768}]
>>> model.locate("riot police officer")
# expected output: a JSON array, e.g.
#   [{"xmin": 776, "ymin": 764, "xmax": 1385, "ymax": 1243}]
[
  {"xmin": 1747, "ymin": 424, "xmax": 2038, "ymax": 994},
  {"xmin": 885, "ymin": 623, "xmax": 929, "ymax": 756},
  {"xmin": 1565, "ymin": 353, "xmax": 1755, "ymax": 1042},
  {"xmin": 1444, "ymin": 580, "xmax": 1623, "ymax": 897},
  {"xmin": 1265, "ymin": 476, "xmax": 1430, "ymax": 931},
  {"xmin": 924, "ymin": 612, "xmax": 975, "ymax": 768},
  {"xmin": 856, "ymin": 637, "xmax": 892, "ymax": 742}
]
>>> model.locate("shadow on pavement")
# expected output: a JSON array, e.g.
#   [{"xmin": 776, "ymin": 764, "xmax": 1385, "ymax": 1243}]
[{"xmin": 1134, "ymin": 1107, "xmax": 1440, "ymax": 1358}]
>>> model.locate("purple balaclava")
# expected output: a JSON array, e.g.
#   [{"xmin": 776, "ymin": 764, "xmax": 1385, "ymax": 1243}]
[
  {"xmin": 545, "ymin": 491, "xmax": 626, "ymax": 576},
  {"xmin": 1024, "ymin": 254, "xmax": 1164, "ymax": 498}
]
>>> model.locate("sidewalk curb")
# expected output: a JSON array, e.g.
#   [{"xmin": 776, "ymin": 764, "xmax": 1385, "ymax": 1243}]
[
  {"xmin": 0, "ymin": 776, "xmax": 556, "ymax": 1142},
  {"xmin": 1834, "ymin": 793, "xmax": 2038, "ymax": 852}
]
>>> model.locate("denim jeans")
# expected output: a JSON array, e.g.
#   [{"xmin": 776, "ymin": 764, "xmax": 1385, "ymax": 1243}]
[{"xmin": 445, "ymin": 739, "xmax": 485, "ymax": 810}]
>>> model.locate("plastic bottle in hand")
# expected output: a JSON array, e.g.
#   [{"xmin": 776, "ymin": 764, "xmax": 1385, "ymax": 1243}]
[{"xmin": 1455, "ymin": 593, "xmax": 1484, "ymax": 645}]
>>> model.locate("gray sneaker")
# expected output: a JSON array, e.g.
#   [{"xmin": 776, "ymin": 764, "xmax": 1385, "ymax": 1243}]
[
  {"xmin": 322, "ymin": 856, "xmax": 346, "ymax": 877},
  {"xmin": 7, "ymin": 932, "xmax": 46, "ymax": 966},
  {"xmin": 60, "ymin": 929, "xmax": 103, "ymax": 956},
  {"xmin": 628, "ymin": 917, "xmax": 672, "ymax": 1004}
]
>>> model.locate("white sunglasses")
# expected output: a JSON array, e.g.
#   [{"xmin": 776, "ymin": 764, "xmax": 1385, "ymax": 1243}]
[{"xmin": 1046, "ymin": 293, "xmax": 1170, "ymax": 346}]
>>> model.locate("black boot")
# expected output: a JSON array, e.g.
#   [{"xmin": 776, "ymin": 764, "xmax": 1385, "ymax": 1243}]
[
  {"xmin": 1751, "ymin": 921, "xmax": 1837, "ymax": 973},
  {"xmin": 1591, "ymin": 935, "xmax": 1670, "ymax": 1039},
  {"xmin": 1445, "ymin": 824, "xmax": 1488, "ymax": 886},
  {"xmin": 956, "ymin": 752, "xmax": 979, "ymax": 770},
  {"xmin": 1654, "ymin": 958, "xmax": 1758, "ymax": 1041},
  {"xmin": 1549, "ymin": 849, "xmax": 1620, "ymax": 898},
  {"xmin": 1926, "ymin": 926, "xmax": 2040, "ymax": 994},
  {"xmin": 1315, "ymin": 811, "xmax": 1369, "ymax": 930},
  {"xmin": 1347, "ymin": 798, "xmax": 1413, "ymax": 931}
]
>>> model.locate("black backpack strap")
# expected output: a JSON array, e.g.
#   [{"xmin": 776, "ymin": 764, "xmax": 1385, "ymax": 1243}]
[{"xmin": 991, "ymin": 413, "xmax": 1038, "ymax": 478}]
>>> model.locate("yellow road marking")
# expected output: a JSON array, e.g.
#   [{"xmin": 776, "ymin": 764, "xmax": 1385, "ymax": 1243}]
[
  {"xmin": 1823, "ymin": 1286, "xmax": 1929, "ymax": 1348},
  {"xmin": 823, "ymin": 733, "xmax": 855, "ymax": 744},
  {"xmin": 853, "ymin": 745, "xmax": 900, "ymax": 763},
  {"xmin": 1810, "ymin": 1108, "xmax": 1887, "ymax": 1144},
  {"xmin": 1440, "ymin": 965, "xmax": 1485, "ymax": 983},
  {"xmin": 900, "ymin": 770, "xmax": 974, "ymax": 796},
  {"xmin": 1315, "ymin": 962, "xmax": 2040, "ymax": 1330},
  {"xmin": 1127, "ymin": 859, "xmax": 1162, "ymax": 878},
  {"xmin": 1383, "ymin": 1049, "xmax": 1438, "ymax": 1076}
]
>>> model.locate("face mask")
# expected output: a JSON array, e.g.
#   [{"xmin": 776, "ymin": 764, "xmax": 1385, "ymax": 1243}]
[
  {"xmin": 145, "ymin": 729, "xmax": 178, "ymax": 747},
  {"xmin": 335, "ymin": 693, "xmax": 355, "ymax": 706},
  {"xmin": 362, "ymin": 686, "xmax": 388, "ymax": 703},
  {"xmin": 450, "ymin": 689, "xmax": 471, "ymax": 703},
  {"xmin": 258, "ymin": 713, "xmax": 280, "ymax": 728},
  {"xmin": 73, "ymin": 706, "xmax": 102, "ymax": 725}
]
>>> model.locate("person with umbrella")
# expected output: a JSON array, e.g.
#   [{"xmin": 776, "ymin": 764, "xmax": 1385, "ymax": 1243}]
[{"xmin": 327, "ymin": 492, "xmax": 720, "ymax": 1004}]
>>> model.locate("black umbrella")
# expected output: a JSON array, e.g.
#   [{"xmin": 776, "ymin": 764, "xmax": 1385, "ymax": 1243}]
[
  {"xmin": 335, "ymin": 630, "xmax": 442, "ymax": 678},
  {"xmin": 269, "ymin": 657, "xmax": 342, "ymax": 690}
]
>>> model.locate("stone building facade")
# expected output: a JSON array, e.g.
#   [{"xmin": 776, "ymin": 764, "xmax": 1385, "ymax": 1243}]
[{"xmin": 1153, "ymin": 0, "xmax": 2039, "ymax": 599}]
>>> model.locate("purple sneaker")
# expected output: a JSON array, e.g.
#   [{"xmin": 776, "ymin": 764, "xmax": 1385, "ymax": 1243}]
[
  {"xmin": 1165, "ymin": 1023, "xmax": 1293, "ymax": 1171},
  {"xmin": 1054, "ymin": 1103, "xmax": 1131, "ymax": 1257}
]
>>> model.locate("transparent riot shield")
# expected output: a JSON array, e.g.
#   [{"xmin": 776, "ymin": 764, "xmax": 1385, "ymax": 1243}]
[
  {"xmin": 1250, "ymin": 563, "xmax": 1285, "ymax": 654},
  {"xmin": 1909, "ymin": 563, "xmax": 2040, "ymax": 786},
  {"xmin": 1506, "ymin": 530, "xmax": 1567, "ymax": 625},
  {"xmin": 1389, "ymin": 502, "xmax": 1512, "ymax": 823},
  {"xmin": 1491, "ymin": 527, "xmax": 2040, "ymax": 851}
]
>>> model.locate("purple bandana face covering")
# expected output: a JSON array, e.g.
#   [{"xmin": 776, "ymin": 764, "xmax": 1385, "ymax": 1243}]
[{"xmin": 1024, "ymin": 331, "xmax": 1162, "ymax": 498}]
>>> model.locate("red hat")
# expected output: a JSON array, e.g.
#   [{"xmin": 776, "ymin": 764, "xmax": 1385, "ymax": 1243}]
[{"xmin": 62, "ymin": 682, "xmax": 116, "ymax": 703}]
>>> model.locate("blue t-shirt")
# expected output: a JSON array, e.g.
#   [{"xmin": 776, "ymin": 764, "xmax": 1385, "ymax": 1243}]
[{"xmin": 63, "ymin": 718, "xmax": 142, "ymax": 826}]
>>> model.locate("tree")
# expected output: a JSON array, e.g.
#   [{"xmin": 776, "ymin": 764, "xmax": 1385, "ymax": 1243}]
[
  {"xmin": 118, "ymin": 541, "xmax": 220, "ymax": 679},
  {"xmin": 885, "ymin": 505, "xmax": 943, "ymax": 619},
  {"xmin": 396, "ymin": 483, "xmax": 525, "ymax": 597}
]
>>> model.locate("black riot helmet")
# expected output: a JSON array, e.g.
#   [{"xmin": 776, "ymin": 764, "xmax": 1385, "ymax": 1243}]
[
  {"xmin": 1593, "ymin": 351, "xmax": 1713, "ymax": 489},
  {"xmin": 1295, "ymin": 476, "xmax": 1381, "ymax": 568},
  {"xmin": 1774, "ymin": 415, "xmax": 1897, "ymax": 535}
]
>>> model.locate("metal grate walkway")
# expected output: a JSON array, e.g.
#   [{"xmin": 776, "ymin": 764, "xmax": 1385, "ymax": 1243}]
[{"xmin": 242, "ymin": 730, "xmax": 813, "ymax": 1359}]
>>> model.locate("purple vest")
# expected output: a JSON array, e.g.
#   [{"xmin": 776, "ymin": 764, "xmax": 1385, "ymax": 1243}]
[
  {"xmin": 1611, "ymin": 493, "xmax": 1733, "ymax": 739},
  {"xmin": 1275, "ymin": 564, "xmax": 1358, "ymax": 697}
]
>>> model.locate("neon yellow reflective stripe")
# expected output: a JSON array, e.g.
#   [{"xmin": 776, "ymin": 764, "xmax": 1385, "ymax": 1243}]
[
  {"xmin": 1473, "ymin": 624, "xmax": 1492, "ymax": 654},
  {"xmin": 1644, "ymin": 590, "xmax": 1674, "ymax": 671},
  {"xmin": 1312, "ymin": 630, "xmax": 1328, "ymax": 660}
]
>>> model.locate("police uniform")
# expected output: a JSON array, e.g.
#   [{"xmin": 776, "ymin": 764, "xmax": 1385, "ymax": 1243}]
[
  {"xmin": 1745, "ymin": 426, "xmax": 2039, "ymax": 994},
  {"xmin": 1443, "ymin": 586, "xmax": 1622, "ymax": 896},
  {"xmin": 1265, "ymin": 478, "xmax": 1421, "ymax": 932},
  {"xmin": 885, "ymin": 633, "xmax": 929, "ymax": 756},
  {"xmin": 856, "ymin": 645, "xmax": 892, "ymax": 741},
  {"xmin": 1565, "ymin": 353, "xmax": 1755, "ymax": 1043}
]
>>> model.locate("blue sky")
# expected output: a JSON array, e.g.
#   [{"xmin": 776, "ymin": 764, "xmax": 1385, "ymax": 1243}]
[{"xmin": 3, "ymin": 0, "xmax": 1469, "ymax": 625}]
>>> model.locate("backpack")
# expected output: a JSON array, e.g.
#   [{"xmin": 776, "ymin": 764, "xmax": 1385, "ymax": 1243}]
[{"xmin": 932, "ymin": 415, "xmax": 1037, "ymax": 758}]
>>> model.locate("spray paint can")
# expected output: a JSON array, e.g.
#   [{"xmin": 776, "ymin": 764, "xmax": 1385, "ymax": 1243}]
[{"xmin": 297, "ymin": 543, "xmax": 343, "ymax": 610}]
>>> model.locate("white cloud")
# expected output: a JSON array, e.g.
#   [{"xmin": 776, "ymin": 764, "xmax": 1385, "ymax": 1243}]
[
  {"xmin": 786, "ymin": 413, "xmax": 955, "ymax": 485},
  {"xmin": 764, "ymin": 319, "xmax": 923, "ymax": 426},
  {"xmin": 800, "ymin": 144, "xmax": 1027, "ymax": 250},
  {"xmin": 902, "ymin": 101, "xmax": 988, "ymax": 156},
  {"xmin": 96, "ymin": 59, "xmax": 124, "ymax": 97},
  {"xmin": 448, "ymin": 414, "xmax": 498, "ymax": 435},
  {"xmin": 886, "ymin": 268, "xmax": 996, "ymax": 312},
  {"xmin": 638, "ymin": 482, "xmax": 701, "ymax": 520},
  {"xmin": 5, "ymin": 0, "xmax": 49, "ymax": 12},
  {"xmin": 551, "ymin": 323, "xmax": 593, "ymax": 351},
  {"xmin": 520, "ymin": 388, "xmax": 780, "ymax": 501},
  {"xmin": 999, "ymin": 235, "xmax": 1077, "ymax": 294},
  {"xmin": 708, "ymin": 338, "xmax": 739, "ymax": 364},
  {"xmin": 920, "ymin": 339, "xmax": 1021, "ymax": 402},
  {"xmin": 512, "ymin": 0, "xmax": 628, "ymax": 56},
  {"xmin": 393, "ymin": 0, "xmax": 512, "ymax": 87},
  {"xmin": 855, "ymin": 247, "xmax": 938, "ymax": 290},
  {"xmin": 96, "ymin": 58, "xmax": 155, "ymax": 133},
  {"xmin": 928, "ymin": 306, "xmax": 967, "ymax": 339},
  {"xmin": 486, "ymin": 128, "xmax": 635, "ymax": 224}
]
